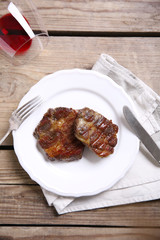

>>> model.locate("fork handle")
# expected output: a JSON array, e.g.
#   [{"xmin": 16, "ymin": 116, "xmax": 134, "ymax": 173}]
[{"xmin": 0, "ymin": 128, "xmax": 12, "ymax": 145}]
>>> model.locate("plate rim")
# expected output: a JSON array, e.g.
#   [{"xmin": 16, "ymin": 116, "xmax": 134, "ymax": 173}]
[{"xmin": 13, "ymin": 68, "xmax": 139, "ymax": 197}]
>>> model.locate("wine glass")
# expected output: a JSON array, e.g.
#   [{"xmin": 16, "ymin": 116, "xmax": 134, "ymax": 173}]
[{"xmin": 0, "ymin": 0, "xmax": 49, "ymax": 65}]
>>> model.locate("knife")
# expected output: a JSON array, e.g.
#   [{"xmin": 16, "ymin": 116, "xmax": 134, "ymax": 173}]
[{"xmin": 123, "ymin": 106, "xmax": 160, "ymax": 164}]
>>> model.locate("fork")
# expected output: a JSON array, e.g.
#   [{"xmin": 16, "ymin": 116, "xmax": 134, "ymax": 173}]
[{"xmin": 0, "ymin": 96, "xmax": 43, "ymax": 145}]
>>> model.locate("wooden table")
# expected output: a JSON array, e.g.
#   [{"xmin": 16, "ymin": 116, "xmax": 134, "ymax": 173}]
[{"xmin": 0, "ymin": 0, "xmax": 160, "ymax": 239}]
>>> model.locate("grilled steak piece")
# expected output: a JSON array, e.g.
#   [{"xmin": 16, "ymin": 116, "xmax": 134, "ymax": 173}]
[
  {"xmin": 34, "ymin": 107, "xmax": 84, "ymax": 161},
  {"xmin": 74, "ymin": 108, "xmax": 118, "ymax": 157}
]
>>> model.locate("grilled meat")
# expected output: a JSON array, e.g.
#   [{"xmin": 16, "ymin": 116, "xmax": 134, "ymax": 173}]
[
  {"xmin": 74, "ymin": 107, "xmax": 118, "ymax": 157},
  {"xmin": 34, "ymin": 107, "xmax": 84, "ymax": 161}
]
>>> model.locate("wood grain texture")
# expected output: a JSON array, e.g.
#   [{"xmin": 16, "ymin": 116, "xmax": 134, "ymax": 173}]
[
  {"xmin": 0, "ymin": 150, "xmax": 160, "ymax": 227},
  {"xmin": 0, "ymin": 227, "xmax": 160, "ymax": 240},
  {"xmin": 0, "ymin": 0, "xmax": 159, "ymax": 33},
  {"xmin": 0, "ymin": 150, "xmax": 33, "ymax": 184},
  {"xmin": 0, "ymin": 0, "xmax": 159, "ymax": 236},
  {"xmin": 0, "ymin": 37, "xmax": 159, "ymax": 145},
  {"xmin": 34, "ymin": 0, "xmax": 160, "ymax": 33},
  {"xmin": 0, "ymin": 184, "xmax": 160, "ymax": 226}
]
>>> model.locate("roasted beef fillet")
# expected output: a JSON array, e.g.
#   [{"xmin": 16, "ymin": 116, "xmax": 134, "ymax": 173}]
[
  {"xmin": 74, "ymin": 107, "xmax": 118, "ymax": 157},
  {"xmin": 34, "ymin": 107, "xmax": 84, "ymax": 161}
]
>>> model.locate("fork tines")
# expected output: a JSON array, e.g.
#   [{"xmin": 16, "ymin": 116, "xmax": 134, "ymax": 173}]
[{"xmin": 15, "ymin": 96, "xmax": 42, "ymax": 120}]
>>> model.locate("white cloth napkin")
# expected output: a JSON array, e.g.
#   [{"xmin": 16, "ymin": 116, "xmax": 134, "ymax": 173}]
[{"xmin": 42, "ymin": 54, "xmax": 160, "ymax": 214}]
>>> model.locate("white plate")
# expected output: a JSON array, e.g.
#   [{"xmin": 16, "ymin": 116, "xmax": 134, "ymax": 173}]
[{"xmin": 13, "ymin": 69, "xmax": 139, "ymax": 197}]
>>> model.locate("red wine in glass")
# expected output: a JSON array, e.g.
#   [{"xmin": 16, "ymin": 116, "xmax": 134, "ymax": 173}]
[{"xmin": 0, "ymin": 13, "xmax": 32, "ymax": 55}]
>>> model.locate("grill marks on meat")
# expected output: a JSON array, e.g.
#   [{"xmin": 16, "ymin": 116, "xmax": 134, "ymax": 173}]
[
  {"xmin": 34, "ymin": 108, "xmax": 84, "ymax": 161},
  {"xmin": 34, "ymin": 107, "xmax": 118, "ymax": 161},
  {"xmin": 74, "ymin": 108, "xmax": 118, "ymax": 157}
]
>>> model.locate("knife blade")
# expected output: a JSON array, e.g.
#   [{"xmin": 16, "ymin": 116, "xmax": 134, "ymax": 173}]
[{"xmin": 123, "ymin": 106, "xmax": 160, "ymax": 164}]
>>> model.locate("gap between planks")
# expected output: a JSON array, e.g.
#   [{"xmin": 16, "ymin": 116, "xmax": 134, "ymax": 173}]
[{"xmin": 47, "ymin": 31, "xmax": 160, "ymax": 37}]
